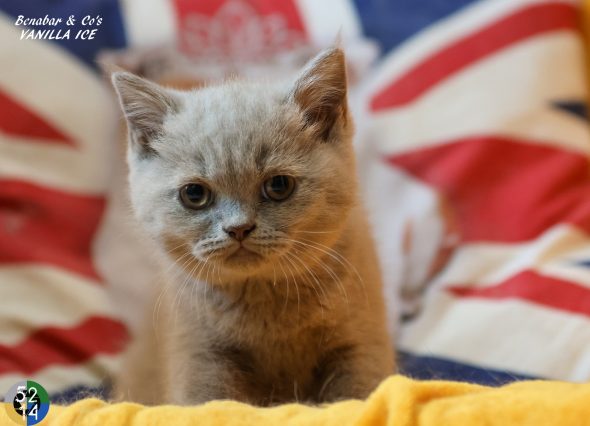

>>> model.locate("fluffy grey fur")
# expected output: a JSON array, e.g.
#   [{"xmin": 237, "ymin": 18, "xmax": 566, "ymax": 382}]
[{"xmin": 111, "ymin": 48, "xmax": 394, "ymax": 406}]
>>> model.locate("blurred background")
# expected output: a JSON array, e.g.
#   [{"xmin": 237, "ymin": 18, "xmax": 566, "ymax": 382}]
[{"xmin": 2, "ymin": 0, "xmax": 590, "ymax": 402}]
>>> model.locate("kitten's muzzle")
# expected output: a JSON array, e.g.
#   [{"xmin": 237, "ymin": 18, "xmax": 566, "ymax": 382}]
[{"xmin": 223, "ymin": 223, "xmax": 257, "ymax": 242}]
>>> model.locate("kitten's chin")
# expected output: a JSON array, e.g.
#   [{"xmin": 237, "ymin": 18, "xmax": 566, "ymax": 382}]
[
  {"xmin": 209, "ymin": 246, "xmax": 267, "ymax": 273},
  {"xmin": 193, "ymin": 242, "xmax": 285, "ymax": 277}
]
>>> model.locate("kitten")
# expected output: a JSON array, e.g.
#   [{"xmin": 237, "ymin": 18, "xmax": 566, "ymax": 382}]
[{"xmin": 111, "ymin": 48, "xmax": 394, "ymax": 406}]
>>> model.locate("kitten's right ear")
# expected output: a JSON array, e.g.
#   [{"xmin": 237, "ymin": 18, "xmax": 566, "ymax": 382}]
[
  {"xmin": 111, "ymin": 71, "xmax": 180, "ymax": 155},
  {"xmin": 290, "ymin": 47, "xmax": 348, "ymax": 141}
]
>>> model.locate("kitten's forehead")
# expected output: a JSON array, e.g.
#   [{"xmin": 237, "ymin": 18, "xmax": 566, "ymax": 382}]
[
  {"xmin": 188, "ymin": 81, "xmax": 282, "ymax": 127},
  {"xmin": 157, "ymin": 81, "xmax": 307, "ymax": 188}
]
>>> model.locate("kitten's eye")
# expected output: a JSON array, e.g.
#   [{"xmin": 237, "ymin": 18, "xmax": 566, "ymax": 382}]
[
  {"xmin": 262, "ymin": 175, "xmax": 296, "ymax": 201},
  {"xmin": 179, "ymin": 183, "xmax": 213, "ymax": 210}
]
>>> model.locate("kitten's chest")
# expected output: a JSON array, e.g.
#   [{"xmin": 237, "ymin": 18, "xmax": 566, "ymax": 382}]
[
  {"xmin": 204, "ymin": 279, "xmax": 337, "ymax": 340},
  {"xmin": 172, "ymin": 279, "xmax": 349, "ymax": 404},
  {"xmin": 201, "ymin": 284, "xmax": 337, "ymax": 370},
  {"xmin": 209, "ymin": 320, "xmax": 331, "ymax": 405}
]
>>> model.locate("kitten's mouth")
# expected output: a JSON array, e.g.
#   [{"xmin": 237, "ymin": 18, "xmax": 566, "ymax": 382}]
[{"xmin": 224, "ymin": 245, "xmax": 262, "ymax": 264}]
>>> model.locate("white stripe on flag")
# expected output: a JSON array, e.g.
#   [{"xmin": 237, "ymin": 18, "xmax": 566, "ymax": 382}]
[
  {"xmin": 427, "ymin": 225, "xmax": 590, "ymax": 290},
  {"xmin": 369, "ymin": 33, "xmax": 590, "ymax": 156},
  {"xmin": 0, "ymin": 265, "xmax": 119, "ymax": 345},
  {"xmin": 0, "ymin": 135, "xmax": 112, "ymax": 194},
  {"xmin": 400, "ymin": 293, "xmax": 590, "ymax": 381}
]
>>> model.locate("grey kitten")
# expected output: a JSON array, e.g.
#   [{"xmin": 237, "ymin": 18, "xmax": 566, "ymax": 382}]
[{"xmin": 111, "ymin": 48, "xmax": 394, "ymax": 406}]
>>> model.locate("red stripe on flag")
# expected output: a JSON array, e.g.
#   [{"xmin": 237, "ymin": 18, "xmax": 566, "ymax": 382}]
[
  {"xmin": 172, "ymin": 0, "xmax": 307, "ymax": 54},
  {"xmin": 0, "ymin": 180, "xmax": 105, "ymax": 280},
  {"xmin": 448, "ymin": 270, "xmax": 590, "ymax": 317},
  {"xmin": 386, "ymin": 136, "xmax": 590, "ymax": 243},
  {"xmin": 0, "ymin": 91, "xmax": 74, "ymax": 145},
  {"xmin": 0, "ymin": 316, "xmax": 128, "ymax": 375},
  {"xmin": 371, "ymin": 3, "xmax": 579, "ymax": 111}
]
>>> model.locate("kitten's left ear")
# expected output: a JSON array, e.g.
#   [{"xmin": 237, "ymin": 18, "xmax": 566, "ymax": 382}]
[
  {"xmin": 290, "ymin": 48, "xmax": 349, "ymax": 141},
  {"xmin": 111, "ymin": 71, "xmax": 180, "ymax": 155}
]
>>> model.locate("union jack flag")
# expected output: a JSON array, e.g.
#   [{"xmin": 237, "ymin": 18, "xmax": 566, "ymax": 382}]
[{"xmin": 363, "ymin": 0, "xmax": 590, "ymax": 383}]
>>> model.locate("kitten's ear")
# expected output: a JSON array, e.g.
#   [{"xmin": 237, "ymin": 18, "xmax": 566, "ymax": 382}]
[
  {"xmin": 111, "ymin": 71, "xmax": 180, "ymax": 155},
  {"xmin": 290, "ymin": 48, "xmax": 348, "ymax": 141}
]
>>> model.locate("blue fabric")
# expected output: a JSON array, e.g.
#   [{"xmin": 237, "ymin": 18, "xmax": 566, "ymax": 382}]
[
  {"xmin": 50, "ymin": 385, "xmax": 109, "ymax": 404},
  {"xmin": 1, "ymin": 0, "xmax": 127, "ymax": 69},
  {"xmin": 397, "ymin": 351, "xmax": 538, "ymax": 386},
  {"xmin": 352, "ymin": 0, "xmax": 479, "ymax": 54},
  {"xmin": 50, "ymin": 354, "xmax": 539, "ymax": 402},
  {"xmin": 51, "ymin": 352, "xmax": 538, "ymax": 402}
]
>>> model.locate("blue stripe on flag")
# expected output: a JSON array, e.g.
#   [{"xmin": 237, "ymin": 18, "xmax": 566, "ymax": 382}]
[
  {"xmin": 352, "ymin": 0, "xmax": 479, "ymax": 54},
  {"xmin": 397, "ymin": 350, "xmax": 538, "ymax": 386}
]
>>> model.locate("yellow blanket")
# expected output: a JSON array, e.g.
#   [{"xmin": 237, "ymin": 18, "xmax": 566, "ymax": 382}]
[{"xmin": 3, "ymin": 375, "xmax": 590, "ymax": 425}]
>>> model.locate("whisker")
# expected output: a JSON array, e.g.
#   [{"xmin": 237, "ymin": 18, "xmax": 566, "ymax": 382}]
[
  {"xmin": 277, "ymin": 257, "xmax": 291, "ymax": 316},
  {"xmin": 162, "ymin": 240, "xmax": 193, "ymax": 257},
  {"xmin": 199, "ymin": 258, "xmax": 214, "ymax": 320},
  {"xmin": 292, "ymin": 230, "xmax": 339, "ymax": 235},
  {"xmin": 288, "ymin": 243, "xmax": 346, "ymax": 308},
  {"xmin": 283, "ymin": 251, "xmax": 327, "ymax": 321},
  {"xmin": 281, "ymin": 252, "xmax": 301, "ymax": 317},
  {"xmin": 191, "ymin": 254, "xmax": 213, "ymax": 320},
  {"xmin": 291, "ymin": 237, "xmax": 368, "ymax": 306},
  {"xmin": 171, "ymin": 269, "xmax": 191, "ymax": 329},
  {"xmin": 172, "ymin": 254, "xmax": 202, "ymax": 328},
  {"xmin": 153, "ymin": 246, "xmax": 194, "ymax": 335}
]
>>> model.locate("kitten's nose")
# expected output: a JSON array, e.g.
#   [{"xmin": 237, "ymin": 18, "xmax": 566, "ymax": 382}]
[{"xmin": 224, "ymin": 223, "xmax": 256, "ymax": 241}]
